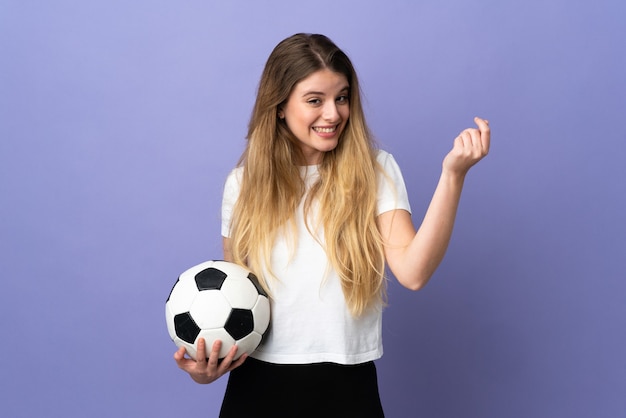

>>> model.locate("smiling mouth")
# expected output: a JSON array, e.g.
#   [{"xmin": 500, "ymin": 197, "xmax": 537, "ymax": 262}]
[{"xmin": 312, "ymin": 126, "xmax": 337, "ymax": 133}]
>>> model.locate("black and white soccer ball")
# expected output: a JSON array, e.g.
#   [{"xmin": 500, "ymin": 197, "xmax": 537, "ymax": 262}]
[{"xmin": 165, "ymin": 260, "xmax": 270, "ymax": 360}]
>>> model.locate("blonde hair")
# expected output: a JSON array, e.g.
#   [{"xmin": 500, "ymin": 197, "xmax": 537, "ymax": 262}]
[{"xmin": 229, "ymin": 33, "xmax": 385, "ymax": 316}]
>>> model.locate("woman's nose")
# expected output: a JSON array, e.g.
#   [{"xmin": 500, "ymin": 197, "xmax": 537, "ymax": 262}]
[{"xmin": 322, "ymin": 102, "xmax": 340, "ymax": 122}]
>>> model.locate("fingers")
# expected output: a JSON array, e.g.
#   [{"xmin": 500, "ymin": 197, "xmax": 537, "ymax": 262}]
[
  {"xmin": 457, "ymin": 117, "xmax": 490, "ymax": 154},
  {"xmin": 207, "ymin": 339, "xmax": 222, "ymax": 367},
  {"xmin": 173, "ymin": 338, "xmax": 211, "ymax": 371},
  {"xmin": 473, "ymin": 116, "xmax": 491, "ymax": 153},
  {"xmin": 216, "ymin": 344, "xmax": 239, "ymax": 371},
  {"xmin": 200, "ymin": 339, "xmax": 243, "ymax": 372},
  {"xmin": 172, "ymin": 338, "xmax": 247, "ymax": 384},
  {"xmin": 444, "ymin": 117, "xmax": 490, "ymax": 174},
  {"xmin": 173, "ymin": 345, "xmax": 187, "ymax": 363},
  {"xmin": 474, "ymin": 116, "xmax": 489, "ymax": 128},
  {"xmin": 457, "ymin": 128, "xmax": 481, "ymax": 152}
]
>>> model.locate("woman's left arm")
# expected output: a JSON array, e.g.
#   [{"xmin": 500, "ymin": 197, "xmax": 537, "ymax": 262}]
[{"xmin": 378, "ymin": 117, "xmax": 490, "ymax": 290}]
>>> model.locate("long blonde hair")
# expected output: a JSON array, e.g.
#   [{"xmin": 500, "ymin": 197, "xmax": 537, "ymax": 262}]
[{"xmin": 229, "ymin": 33, "xmax": 386, "ymax": 316}]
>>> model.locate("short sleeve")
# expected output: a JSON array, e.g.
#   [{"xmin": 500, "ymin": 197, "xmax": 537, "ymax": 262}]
[
  {"xmin": 221, "ymin": 167, "xmax": 243, "ymax": 238},
  {"xmin": 376, "ymin": 150, "xmax": 411, "ymax": 216}
]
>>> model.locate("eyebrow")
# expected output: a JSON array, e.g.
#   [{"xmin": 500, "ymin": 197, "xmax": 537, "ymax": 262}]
[{"xmin": 301, "ymin": 86, "xmax": 350, "ymax": 97}]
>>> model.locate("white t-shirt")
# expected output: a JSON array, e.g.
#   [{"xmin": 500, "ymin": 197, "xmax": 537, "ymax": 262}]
[{"xmin": 221, "ymin": 150, "xmax": 411, "ymax": 365}]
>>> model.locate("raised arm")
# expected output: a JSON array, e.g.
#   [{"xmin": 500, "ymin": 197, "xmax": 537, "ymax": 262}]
[{"xmin": 378, "ymin": 117, "xmax": 490, "ymax": 290}]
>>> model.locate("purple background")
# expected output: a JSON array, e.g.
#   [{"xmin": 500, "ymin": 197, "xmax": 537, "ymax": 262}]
[{"xmin": 1, "ymin": 1, "xmax": 625, "ymax": 417}]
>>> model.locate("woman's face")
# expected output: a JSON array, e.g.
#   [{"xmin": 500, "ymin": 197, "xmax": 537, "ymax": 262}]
[{"xmin": 280, "ymin": 68, "xmax": 350, "ymax": 165}]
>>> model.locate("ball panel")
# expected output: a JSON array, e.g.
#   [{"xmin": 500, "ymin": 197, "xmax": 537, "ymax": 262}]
[
  {"xmin": 220, "ymin": 276, "xmax": 258, "ymax": 309},
  {"xmin": 178, "ymin": 260, "xmax": 218, "ymax": 282},
  {"xmin": 173, "ymin": 312, "xmax": 201, "ymax": 344},
  {"xmin": 251, "ymin": 296, "xmax": 271, "ymax": 335},
  {"xmin": 235, "ymin": 332, "xmax": 263, "ymax": 357},
  {"xmin": 224, "ymin": 308, "xmax": 254, "ymax": 340},
  {"xmin": 167, "ymin": 275, "xmax": 200, "ymax": 315},
  {"xmin": 195, "ymin": 267, "xmax": 227, "ymax": 291},
  {"xmin": 188, "ymin": 290, "xmax": 231, "ymax": 329}
]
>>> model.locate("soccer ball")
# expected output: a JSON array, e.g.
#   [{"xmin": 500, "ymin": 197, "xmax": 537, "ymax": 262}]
[{"xmin": 165, "ymin": 260, "xmax": 270, "ymax": 360}]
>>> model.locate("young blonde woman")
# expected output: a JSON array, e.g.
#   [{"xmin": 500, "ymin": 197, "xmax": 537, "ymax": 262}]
[{"xmin": 175, "ymin": 33, "xmax": 490, "ymax": 417}]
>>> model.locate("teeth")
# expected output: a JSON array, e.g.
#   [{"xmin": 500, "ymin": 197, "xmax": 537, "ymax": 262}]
[{"xmin": 314, "ymin": 127, "xmax": 336, "ymax": 133}]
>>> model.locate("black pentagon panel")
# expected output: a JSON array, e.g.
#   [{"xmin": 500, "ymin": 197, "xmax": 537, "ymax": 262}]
[
  {"xmin": 174, "ymin": 312, "xmax": 200, "ymax": 344},
  {"xmin": 247, "ymin": 272, "xmax": 268, "ymax": 297},
  {"xmin": 224, "ymin": 309, "xmax": 254, "ymax": 340},
  {"xmin": 195, "ymin": 267, "xmax": 227, "ymax": 291}
]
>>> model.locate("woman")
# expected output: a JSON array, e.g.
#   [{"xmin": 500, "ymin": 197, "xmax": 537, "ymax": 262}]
[{"xmin": 175, "ymin": 33, "xmax": 490, "ymax": 417}]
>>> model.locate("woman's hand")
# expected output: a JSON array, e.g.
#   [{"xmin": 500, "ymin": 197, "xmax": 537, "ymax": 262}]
[
  {"xmin": 173, "ymin": 338, "xmax": 248, "ymax": 384},
  {"xmin": 443, "ymin": 117, "xmax": 490, "ymax": 177}
]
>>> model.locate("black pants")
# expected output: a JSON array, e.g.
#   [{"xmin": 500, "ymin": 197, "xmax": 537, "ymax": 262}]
[{"xmin": 220, "ymin": 358, "xmax": 385, "ymax": 417}]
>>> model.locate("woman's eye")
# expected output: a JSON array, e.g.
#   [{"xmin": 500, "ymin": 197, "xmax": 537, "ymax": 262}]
[
  {"xmin": 336, "ymin": 95, "xmax": 349, "ymax": 104},
  {"xmin": 308, "ymin": 99, "xmax": 321, "ymax": 105}
]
